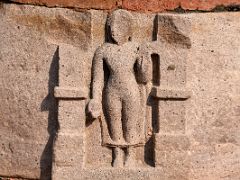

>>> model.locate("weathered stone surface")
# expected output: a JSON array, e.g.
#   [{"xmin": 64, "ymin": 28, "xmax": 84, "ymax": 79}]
[
  {"xmin": 9, "ymin": 0, "xmax": 240, "ymax": 12},
  {"xmin": 58, "ymin": 44, "xmax": 92, "ymax": 87},
  {"xmin": 155, "ymin": 134, "xmax": 190, "ymax": 152},
  {"xmin": 186, "ymin": 12, "xmax": 240, "ymax": 180},
  {"xmin": 158, "ymin": 100, "xmax": 187, "ymax": 134},
  {"xmin": 53, "ymin": 132, "xmax": 84, "ymax": 166},
  {"xmin": 1, "ymin": 2, "xmax": 240, "ymax": 180},
  {"xmin": 54, "ymin": 86, "xmax": 88, "ymax": 98},
  {"xmin": 0, "ymin": 3, "xmax": 94, "ymax": 179},
  {"xmin": 151, "ymin": 88, "xmax": 191, "ymax": 99},
  {"xmin": 53, "ymin": 168, "xmax": 166, "ymax": 180},
  {"xmin": 154, "ymin": 134, "xmax": 191, "ymax": 179},
  {"xmin": 11, "ymin": 6, "xmax": 92, "ymax": 50}
]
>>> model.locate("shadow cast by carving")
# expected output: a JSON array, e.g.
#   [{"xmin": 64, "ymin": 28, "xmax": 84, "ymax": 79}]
[{"xmin": 40, "ymin": 47, "xmax": 59, "ymax": 180}]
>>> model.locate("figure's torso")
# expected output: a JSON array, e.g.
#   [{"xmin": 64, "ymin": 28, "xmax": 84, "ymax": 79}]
[{"xmin": 101, "ymin": 42, "xmax": 139, "ymax": 89}]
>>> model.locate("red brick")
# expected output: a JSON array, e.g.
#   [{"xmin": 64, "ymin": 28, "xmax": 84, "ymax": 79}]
[
  {"xmin": 122, "ymin": 0, "xmax": 240, "ymax": 12},
  {"xmin": 10, "ymin": 0, "xmax": 121, "ymax": 10},
  {"xmin": 8, "ymin": 0, "xmax": 240, "ymax": 12}
]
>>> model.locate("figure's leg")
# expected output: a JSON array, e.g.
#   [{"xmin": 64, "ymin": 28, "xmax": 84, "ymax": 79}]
[
  {"xmin": 105, "ymin": 93, "xmax": 123, "ymax": 143},
  {"xmin": 125, "ymin": 147, "xmax": 137, "ymax": 167},
  {"xmin": 112, "ymin": 147, "xmax": 124, "ymax": 168},
  {"xmin": 104, "ymin": 92, "xmax": 124, "ymax": 167},
  {"xmin": 122, "ymin": 96, "xmax": 141, "ymax": 167},
  {"xmin": 122, "ymin": 96, "xmax": 140, "ymax": 144}
]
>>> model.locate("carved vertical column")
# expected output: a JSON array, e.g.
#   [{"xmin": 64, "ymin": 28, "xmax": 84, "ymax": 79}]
[
  {"xmin": 52, "ymin": 44, "xmax": 89, "ymax": 179},
  {"xmin": 150, "ymin": 15, "xmax": 192, "ymax": 179}
]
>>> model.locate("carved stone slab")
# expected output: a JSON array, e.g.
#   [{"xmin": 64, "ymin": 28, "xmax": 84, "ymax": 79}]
[
  {"xmin": 52, "ymin": 44, "xmax": 90, "ymax": 179},
  {"xmin": 52, "ymin": 10, "xmax": 192, "ymax": 180}
]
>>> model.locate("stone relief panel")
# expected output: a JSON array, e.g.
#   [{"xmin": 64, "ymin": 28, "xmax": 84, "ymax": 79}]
[
  {"xmin": 52, "ymin": 9, "xmax": 192, "ymax": 179},
  {"xmin": 1, "ymin": 3, "xmax": 240, "ymax": 179},
  {"xmin": 88, "ymin": 10, "xmax": 152, "ymax": 167}
]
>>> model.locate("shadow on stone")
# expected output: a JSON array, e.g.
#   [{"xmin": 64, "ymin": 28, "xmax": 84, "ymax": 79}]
[
  {"xmin": 144, "ymin": 95, "xmax": 157, "ymax": 167},
  {"xmin": 40, "ymin": 47, "xmax": 59, "ymax": 180},
  {"xmin": 144, "ymin": 136, "xmax": 155, "ymax": 167},
  {"xmin": 152, "ymin": 15, "xmax": 158, "ymax": 41}
]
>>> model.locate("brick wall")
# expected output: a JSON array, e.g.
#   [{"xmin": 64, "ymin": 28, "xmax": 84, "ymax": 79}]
[{"xmin": 9, "ymin": 0, "xmax": 240, "ymax": 12}]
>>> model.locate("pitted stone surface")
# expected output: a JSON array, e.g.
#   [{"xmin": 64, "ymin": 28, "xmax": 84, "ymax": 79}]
[
  {"xmin": 0, "ymin": 3, "xmax": 95, "ymax": 179},
  {"xmin": 88, "ymin": 10, "xmax": 152, "ymax": 168},
  {"xmin": 1, "ymin": 2, "xmax": 240, "ymax": 180}
]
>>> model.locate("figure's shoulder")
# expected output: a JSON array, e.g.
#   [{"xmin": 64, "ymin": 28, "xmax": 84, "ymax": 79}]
[
  {"xmin": 123, "ymin": 42, "xmax": 140, "ymax": 55},
  {"xmin": 94, "ymin": 44, "xmax": 106, "ymax": 56},
  {"xmin": 127, "ymin": 41, "xmax": 140, "ymax": 49},
  {"xmin": 94, "ymin": 43, "xmax": 113, "ymax": 55},
  {"xmin": 138, "ymin": 42, "xmax": 155, "ymax": 54},
  {"xmin": 138, "ymin": 42, "xmax": 151, "ymax": 49}
]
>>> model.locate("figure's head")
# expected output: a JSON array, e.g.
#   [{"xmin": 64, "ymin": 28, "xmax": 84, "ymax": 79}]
[{"xmin": 108, "ymin": 9, "xmax": 135, "ymax": 45}]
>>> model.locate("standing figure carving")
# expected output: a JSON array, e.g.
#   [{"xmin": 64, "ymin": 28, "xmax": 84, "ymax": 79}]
[{"xmin": 88, "ymin": 10, "xmax": 151, "ymax": 167}]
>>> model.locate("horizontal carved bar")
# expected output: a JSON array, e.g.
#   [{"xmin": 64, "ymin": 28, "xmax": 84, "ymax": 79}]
[
  {"xmin": 151, "ymin": 87, "xmax": 191, "ymax": 100},
  {"xmin": 54, "ymin": 86, "xmax": 88, "ymax": 99}
]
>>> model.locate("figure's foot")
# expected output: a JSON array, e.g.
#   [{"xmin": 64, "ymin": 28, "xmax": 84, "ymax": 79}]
[
  {"xmin": 124, "ymin": 156, "xmax": 138, "ymax": 167},
  {"xmin": 112, "ymin": 148, "xmax": 124, "ymax": 168},
  {"xmin": 113, "ymin": 158, "xmax": 124, "ymax": 168},
  {"xmin": 124, "ymin": 147, "xmax": 137, "ymax": 168}
]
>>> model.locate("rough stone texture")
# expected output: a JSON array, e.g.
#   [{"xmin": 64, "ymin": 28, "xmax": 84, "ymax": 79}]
[
  {"xmin": 186, "ymin": 12, "xmax": 240, "ymax": 180},
  {"xmin": 1, "ymin": 2, "xmax": 240, "ymax": 180},
  {"xmin": 52, "ymin": 44, "xmax": 89, "ymax": 178},
  {"xmin": 154, "ymin": 134, "xmax": 190, "ymax": 179},
  {"xmin": 0, "ymin": 3, "xmax": 96, "ymax": 179},
  {"xmin": 88, "ymin": 9, "xmax": 153, "ymax": 169}
]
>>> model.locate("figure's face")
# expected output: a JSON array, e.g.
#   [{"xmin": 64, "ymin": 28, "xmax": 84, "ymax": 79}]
[{"xmin": 109, "ymin": 10, "xmax": 134, "ymax": 45}]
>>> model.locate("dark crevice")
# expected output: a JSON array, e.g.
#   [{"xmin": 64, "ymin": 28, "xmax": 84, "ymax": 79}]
[
  {"xmin": 151, "ymin": 53, "xmax": 160, "ymax": 86},
  {"xmin": 152, "ymin": 15, "xmax": 158, "ymax": 41},
  {"xmin": 168, "ymin": 4, "xmax": 240, "ymax": 13},
  {"xmin": 144, "ymin": 136, "xmax": 155, "ymax": 167},
  {"xmin": 212, "ymin": 5, "xmax": 240, "ymax": 12},
  {"xmin": 0, "ymin": 175, "xmax": 38, "ymax": 180}
]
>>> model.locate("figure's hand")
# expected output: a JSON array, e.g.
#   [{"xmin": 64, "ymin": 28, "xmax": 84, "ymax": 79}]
[
  {"xmin": 88, "ymin": 99, "xmax": 102, "ymax": 119},
  {"xmin": 136, "ymin": 55, "xmax": 152, "ymax": 83}
]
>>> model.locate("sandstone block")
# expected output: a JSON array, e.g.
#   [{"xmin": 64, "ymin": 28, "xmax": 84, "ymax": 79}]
[
  {"xmin": 10, "ymin": 6, "xmax": 92, "ymax": 50},
  {"xmin": 53, "ymin": 132, "xmax": 84, "ymax": 166},
  {"xmin": 58, "ymin": 44, "xmax": 92, "ymax": 87},
  {"xmin": 0, "ymin": 4, "xmax": 93, "ymax": 178},
  {"xmin": 154, "ymin": 134, "xmax": 190, "ymax": 152},
  {"xmin": 154, "ymin": 134, "xmax": 190, "ymax": 179},
  {"xmin": 54, "ymin": 86, "xmax": 88, "ymax": 99},
  {"xmin": 58, "ymin": 100, "xmax": 86, "ymax": 133},
  {"xmin": 1, "ymin": 2, "xmax": 240, "ymax": 180},
  {"xmin": 151, "ymin": 87, "xmax": 191, "ymax": 99},
  {"xmin": 158, "ymin": 100, "xmax": 186, "ymax": 134}
]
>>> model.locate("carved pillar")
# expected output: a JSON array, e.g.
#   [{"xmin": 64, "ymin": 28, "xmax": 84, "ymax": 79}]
[
  {"xmin": 149, "ymin": 15, "xmax": 192, "ymax": 179},
  {"xmin": 52, "ymin": 45, "xmax": 89, "ymax": 179},
  {"xmin": 50, "ymin": 10, "xmax": 193, "ymax": 179}
]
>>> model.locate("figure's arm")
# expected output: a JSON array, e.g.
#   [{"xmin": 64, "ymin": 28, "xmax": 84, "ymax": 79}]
[
  {"xmin": 88, "ymin": 47, "xmax": 104, "ymax": 118},
  {"xmin": 136, "ymin": 47, "xmax": 152, "ymax": 83},
  {"xmin": 92, "ymin": 47, "xmax": 104, "ymax": 100}
]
